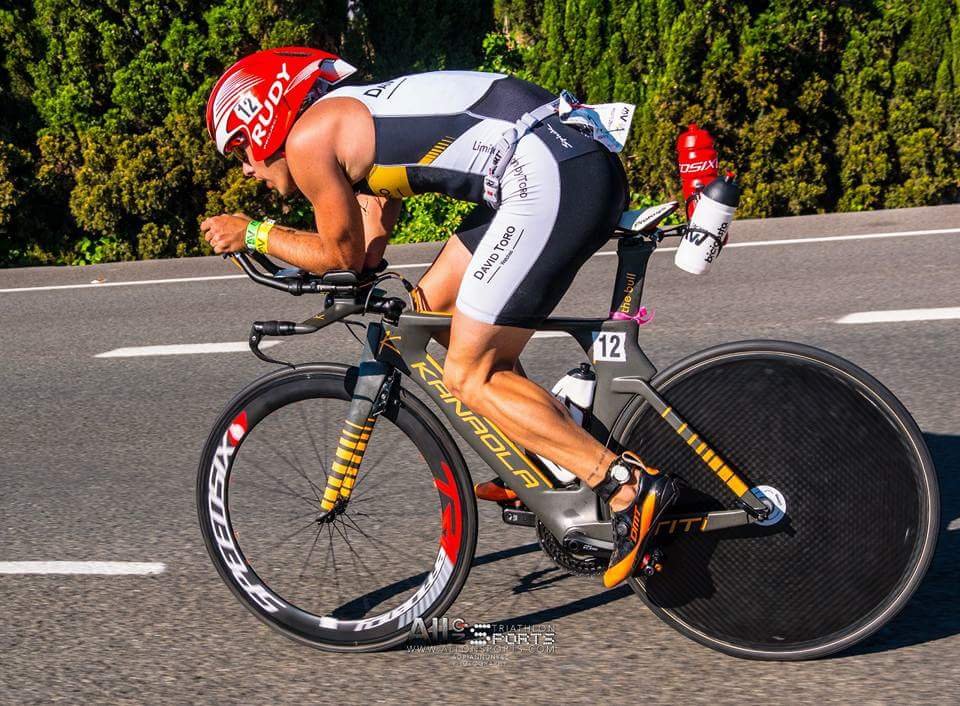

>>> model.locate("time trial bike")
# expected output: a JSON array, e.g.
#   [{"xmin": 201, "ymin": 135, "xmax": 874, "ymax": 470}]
[{"xmin": 197, "ymin": 202, "xmax": 939, "ymax": 659}]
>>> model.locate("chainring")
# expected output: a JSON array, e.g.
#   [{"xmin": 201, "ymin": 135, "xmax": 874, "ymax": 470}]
[{"xmin": 536, "ymin": 520, "xmax": 606, "ymax": 576}]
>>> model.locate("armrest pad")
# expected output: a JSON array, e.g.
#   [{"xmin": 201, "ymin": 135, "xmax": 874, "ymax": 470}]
[{"xmin": 321, "ymin": 270, "xmax": 359, "ymax": 286}]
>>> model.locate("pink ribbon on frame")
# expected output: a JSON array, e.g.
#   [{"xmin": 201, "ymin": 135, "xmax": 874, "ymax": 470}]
[{"xmin": 609, "ymin": 306, "xmax": 655, "ymax": 326}]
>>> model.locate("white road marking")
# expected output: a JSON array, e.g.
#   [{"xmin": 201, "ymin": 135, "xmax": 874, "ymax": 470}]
[
  {"xmin": 596, "ymin": 226, "xmax": 960, "ymax": 257},
  {"xmin": 95, "ymin": 341, "xmax": 281, "ymax": 358},
  {"xmin": 0, "ymin": 273, "xmax": 246, "ymax": 294},
  {"xmin": 531, "ymin": 331, "xmax": 570, "ymax": 339},
  {"xmin": 0, "ymin": 561, "xmax": 166, "ymax": 575},
  {"xmin": 835, "ymin": 307, "xmax": 960, "ymax": 324},
  {"xmin": 2, "ymin": 226, "xmax": 958, "ymax": 294}
]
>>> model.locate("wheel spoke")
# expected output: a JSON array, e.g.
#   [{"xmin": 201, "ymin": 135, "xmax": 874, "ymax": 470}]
[
  {"xmin": 299, "ymin": 524, "xmax": 325, "ymax": 579},
  {"xmin": 327, "ymin": 523, "xmax": 343, "ymax": 608},
  {"xmin": 349, "ymin": 471, "xmax": 393, "ymax": 503},
  {"xmin": 349, "ymin": 445, "xmax": 389, "ymax": 494},
  {"xmin": 234, "ymin": 475, "xmax": 319, "ymax": 512},
  {"xmin": 340, "ymin": 512, "xmax": 425, "ymax": 566},
  {"xmin": 258, "ymin": 434, "xmax": 324, "ymax": 502},
  {"xmin": 299, "ymin": 402, "xmax": 330, "ymax": 486},
  {"xmin": 335, "ymin": 517, "xmax": 380, "ymax": 583},
  {"xmin": 256, "ymin": 517, "xmax": 320, "ymax": 555}
]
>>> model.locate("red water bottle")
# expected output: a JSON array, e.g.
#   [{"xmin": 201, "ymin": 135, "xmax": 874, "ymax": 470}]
[{"xmin": 676, "ymin": 124, "xmax": 719, "ymax": 219}]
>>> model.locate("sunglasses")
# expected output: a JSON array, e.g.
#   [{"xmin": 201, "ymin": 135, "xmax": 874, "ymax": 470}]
[{"xmin": 228, "ymin": 141, "xmax": 251, "ymax": 165}]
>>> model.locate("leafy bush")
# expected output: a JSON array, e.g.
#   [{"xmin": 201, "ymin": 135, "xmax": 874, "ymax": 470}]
[{"xmin": 1, "ymin": 0, "xmax": 958, "ymax": 267}]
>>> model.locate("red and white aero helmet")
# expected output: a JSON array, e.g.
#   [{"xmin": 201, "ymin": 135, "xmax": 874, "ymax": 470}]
[{"xmin": 206, "ymin": 46, "xmax": 357, "ymax": 162}]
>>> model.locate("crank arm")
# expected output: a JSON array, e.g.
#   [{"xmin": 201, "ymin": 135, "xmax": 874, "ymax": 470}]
[{"xmin": 563, "ymin": 508, "xmax": 756, "ymax": 552}]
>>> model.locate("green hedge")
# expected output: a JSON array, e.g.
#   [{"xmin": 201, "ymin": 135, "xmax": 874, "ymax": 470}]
[{"xmin": 1, "ymin": 0, "xmax": 957, "ymax": 267}]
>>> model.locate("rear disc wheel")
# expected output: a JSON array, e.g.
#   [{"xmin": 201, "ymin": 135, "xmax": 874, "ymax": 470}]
[{"xmin": 616, "ymin": 341, "xmax": 939, "ymax": 660}]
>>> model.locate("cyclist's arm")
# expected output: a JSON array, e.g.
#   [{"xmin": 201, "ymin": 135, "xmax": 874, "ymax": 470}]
[
  {"xmin": 264, "ymin": 143, "xmax": 363, "ymax": 273},
  {"xmin": 357, "ymin": 194, "xmax": 401, "ymax": 269}
]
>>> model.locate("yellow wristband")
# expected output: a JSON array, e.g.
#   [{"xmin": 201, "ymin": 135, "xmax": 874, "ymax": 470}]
[
  {"xmin": 254, "ymin": 220, "xmax": 274, "ymax": 254},
  {"xmin": 244, "ymin": 220, "xmax": 261, "ymax": 251}
]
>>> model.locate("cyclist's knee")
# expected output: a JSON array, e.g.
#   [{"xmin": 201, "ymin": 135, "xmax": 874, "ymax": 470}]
[
  {"xmin": 442, "ymin": 361, "xmax": 470, "ymax": 401},
  {"xmin": 443, "ymin": 361, "xmax": 489, "ymax": 411}
]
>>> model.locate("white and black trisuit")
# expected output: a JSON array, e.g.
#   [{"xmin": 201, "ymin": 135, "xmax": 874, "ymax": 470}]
[{"xmin": 321, "ymin": 71, "xmax": 628, "ymax": 327}]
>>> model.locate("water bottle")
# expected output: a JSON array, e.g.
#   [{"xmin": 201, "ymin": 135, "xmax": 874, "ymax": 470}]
[
  {"xmin": 674, "ymin": 172, "xmax": 741, "ymax": 275},
  {"xmin": 537, "ymin": 364, "xmax": 597, "ymax": 485},
  {"xmin": 676, "ymin": 123, "xmax": 719, "ymax": 219}
]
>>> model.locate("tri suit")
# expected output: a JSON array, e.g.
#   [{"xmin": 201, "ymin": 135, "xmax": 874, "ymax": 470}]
[{"xmin": 321, "ymin": 70, "xmax": 628, "ymax": 327}]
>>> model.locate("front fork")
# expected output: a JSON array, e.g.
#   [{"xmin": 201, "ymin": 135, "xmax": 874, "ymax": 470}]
[{"xmin": 318, "ymin": 325, "xmax": 394, "ymax": 514}]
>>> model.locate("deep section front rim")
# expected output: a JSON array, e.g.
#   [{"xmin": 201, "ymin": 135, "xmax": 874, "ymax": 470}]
[{"xmin": 196, "ymin": 367, "xmax": 477, "ymax": 652}]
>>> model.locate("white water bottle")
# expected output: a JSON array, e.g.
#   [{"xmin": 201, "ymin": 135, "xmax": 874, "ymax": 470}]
[
  {"xmin": 675, "ymin": 173, "xmax": 741, "ymax": 275},
  {"xmin": 537, "ymin": 364, "xmax": 597, "ymax": 485}
]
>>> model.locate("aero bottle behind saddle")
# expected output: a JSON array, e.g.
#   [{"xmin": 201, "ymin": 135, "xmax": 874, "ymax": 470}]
[
  {"xmin": 676, "ymin": 123, "xmax": 719, "ymax": 219},
  {"xmin": 674, "ymin": 172, "xmax": 741, "ymax": 275}
]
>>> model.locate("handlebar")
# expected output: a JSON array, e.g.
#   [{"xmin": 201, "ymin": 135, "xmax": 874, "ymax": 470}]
[
  {"xmin": 230, "ymin": 250, "xmax": 406, "ymax": 364},
  {"xmin": 229, "ymin": 251, "xmax": 370, "ymax": 296},
  {"xmin": 230, "ymin": 250, "xmax": 404, "ymax": 321}
]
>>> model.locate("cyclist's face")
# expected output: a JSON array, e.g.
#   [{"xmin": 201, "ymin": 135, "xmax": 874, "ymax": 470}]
[{"xmin": 236, "ymin": 144, "xmax": 297, "ymax": 197}]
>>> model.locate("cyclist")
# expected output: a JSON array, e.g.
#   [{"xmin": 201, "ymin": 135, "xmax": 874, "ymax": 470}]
[{"xmin": 201, "ymin": 47, "xmax": 680, "ymax": 587}]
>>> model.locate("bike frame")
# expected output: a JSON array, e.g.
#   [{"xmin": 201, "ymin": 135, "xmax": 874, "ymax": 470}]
[{"xmin": 273, "ymin": 233, "xmax": 769, "ymax": 545}]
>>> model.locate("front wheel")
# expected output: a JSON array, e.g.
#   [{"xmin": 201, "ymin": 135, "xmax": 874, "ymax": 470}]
[
  {"xmin": 614, "ymin": 341, "xmax": 939, "ymax": 660},
  {"xmin": 197, "ymin": 364, "xmax": 478, "ymax": 652}
]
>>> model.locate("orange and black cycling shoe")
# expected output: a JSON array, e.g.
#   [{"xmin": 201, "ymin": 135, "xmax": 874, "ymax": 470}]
[{"xmin": 593, "ymin": 453, "xmax": 681, "ymax": 589}]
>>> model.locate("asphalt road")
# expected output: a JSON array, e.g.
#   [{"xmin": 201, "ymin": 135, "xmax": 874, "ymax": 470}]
[{"xmin": 1, "ymin": 204, "xmax": 959, "ymax": 703}]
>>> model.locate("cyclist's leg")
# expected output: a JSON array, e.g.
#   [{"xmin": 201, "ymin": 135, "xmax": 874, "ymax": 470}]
[
  {"xmin": 443, "ymin": 126, "xmax": 636, "ymax": 510},
  {"xmin": 444, "ymin": 314, "xmax": 621, "ymax": 489}
]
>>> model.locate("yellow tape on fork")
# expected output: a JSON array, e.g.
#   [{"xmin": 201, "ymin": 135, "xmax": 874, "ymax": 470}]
[
  {"xmin": 319, "ymin": 417, "xmax": 376, "ymax": 512},
  {"xmin": 660, "ymin": 406, "xmax": 750, "ymax": 498}
]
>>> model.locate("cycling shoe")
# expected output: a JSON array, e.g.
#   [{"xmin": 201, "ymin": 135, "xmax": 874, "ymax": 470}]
[{"xmin": 602, "ymin": 464, "xmax": 681, "ymax": 588}]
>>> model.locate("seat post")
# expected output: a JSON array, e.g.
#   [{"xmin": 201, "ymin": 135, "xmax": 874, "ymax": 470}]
[{"xmin": 609, "ymin": 235, "xmax": 656, "ymax": 318}]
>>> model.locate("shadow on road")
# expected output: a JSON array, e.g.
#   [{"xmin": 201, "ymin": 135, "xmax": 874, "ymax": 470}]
[
  {"xmin": 851, "ymin": 432, "xmax": 960, "ymax": 655},
  {"xmin": 487, "ymin": 584, "xmax": 632, "ymax": 632},
  {"xmin": 335, "ymin": 542, "xmax": 543, "ymax": 619},
  {"xmin": 472, "ymin": 541, "xmax": 541, "ymax": 568}
]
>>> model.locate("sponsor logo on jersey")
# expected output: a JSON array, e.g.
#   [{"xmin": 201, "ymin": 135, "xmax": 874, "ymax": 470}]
[
  {"xmin": 363, "ymin": 78, "xmax": 400, "ymax": 98},
  {"xmin": 545, "ymin": 123, "xmax": 572, "ymax": 149},
  {"xmin": 472, "ymin": 225, "xmax": 523, "ymax": 281},
  {"xmin": 510, "ymin": 160, "xmax": 528, "ymax": 199}
]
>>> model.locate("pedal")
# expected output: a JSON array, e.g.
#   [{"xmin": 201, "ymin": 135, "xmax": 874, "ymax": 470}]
[
  {"xmin": 501, "ymin": 507, "xmax": 536, "ymax": 527},
  {"xmin": 640, "ymin": 548, "xmax": 665, "ymax": 577}
]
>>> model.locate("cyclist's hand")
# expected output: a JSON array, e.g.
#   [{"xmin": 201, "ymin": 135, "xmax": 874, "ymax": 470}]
[{"xmin": 200, "ymin": 213, "xmax": 250, "ymax": 254}]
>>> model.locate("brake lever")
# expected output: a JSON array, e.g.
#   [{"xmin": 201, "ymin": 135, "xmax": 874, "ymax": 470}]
[
  {"xmin": 248, "ymin": 320, "xmax": 322, "ymax": 368},
  {"xmin": 248, "ymin": 325, "xmax": 295, "ymax": 368}
]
